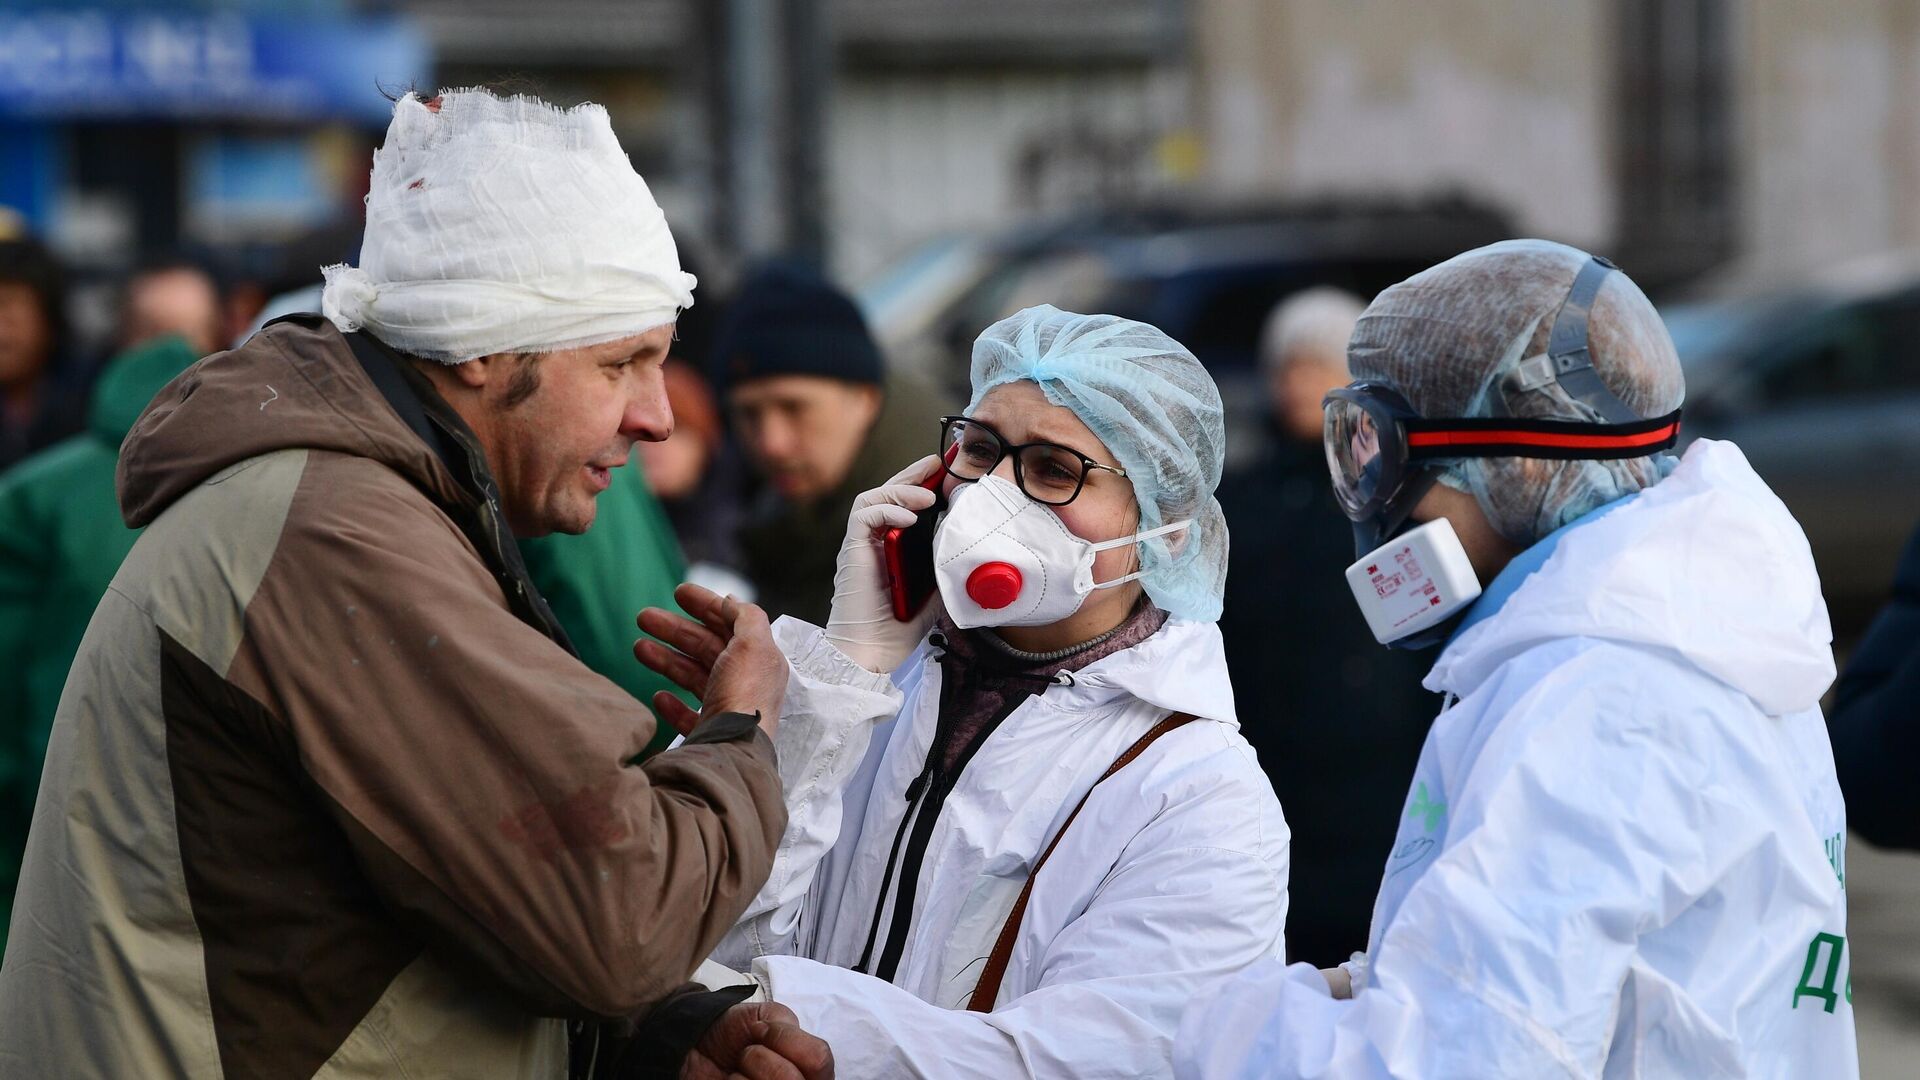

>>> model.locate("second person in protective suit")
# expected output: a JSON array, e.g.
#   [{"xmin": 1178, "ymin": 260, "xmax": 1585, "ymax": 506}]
[
  {"xmin": 1178, "ymin": 240, "xmax": 1858, "ymax": 1079},
  {"xmin": 638, "ymin": 305, "xmax": 1291, "ymax": 1076}
]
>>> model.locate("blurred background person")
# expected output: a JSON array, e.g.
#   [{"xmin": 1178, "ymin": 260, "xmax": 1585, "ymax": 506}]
[
  {"xmin": 718, "ymin": 261, "xmax": 936, "ymax": 623},
  {"xmin": 1826, "ymin": 516, "xmax": 1920, "ymax": 852},
  {"xmin": 118, "ymin": 255, "xmax": 224, "ymax": 358},
  {"xmin": 637, "ymin": 247, "xmax": 758, "ymax": 598},
  {"xmin": 640, "ymin": 356, "xmax": 757, "ymax": 599},
  {"xmin": 0, "ymin": 237, "xmax": 89, "ymax": 473},
  {"xmin": 640, "ymin": 360, "xmax": 722, "ymax": 510},
  {"xmin": 1261, "ymin": 289, "xmax": 1365, "ymax": 450},
  {"xmin": 1216, "ymin": 287, "xmax": 1436, "ymax": 967},
  {"xmin": 0, "ymin": 332, "xmax": 202, "ymax": 951}
]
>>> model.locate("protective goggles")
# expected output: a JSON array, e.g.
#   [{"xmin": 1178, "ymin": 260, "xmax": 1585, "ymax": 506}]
[{"xmin": 1323, "ymin": 382, "xmax": 1683, "ymax": 523}]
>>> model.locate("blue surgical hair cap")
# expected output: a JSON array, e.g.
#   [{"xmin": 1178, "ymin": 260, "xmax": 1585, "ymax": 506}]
[{"xmin": 965, "ymin": 305, "xmax": 1230, "ymax": 622}]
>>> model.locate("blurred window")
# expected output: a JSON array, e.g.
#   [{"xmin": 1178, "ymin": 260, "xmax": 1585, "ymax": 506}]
[
  {"xmin": 917, "ymin": 223, "xmax": 1515, "ymax": 389},
  {"xmin": 1139, "ymin": 266, "xmax": 1326, "ymax": 370},
  {"xmin": 859, "ymin": 236, "xmax": 982, "ymax": 331},
  {"xmin": 1617, "ymin": 0, "xmax": 1736, "ymax": 282},
  {"xmin": 936, "ymin": 249, "xmax": 1113, "ymax": 355},
  {"xmin": 1751, "ymin": 310, "xmax": 1881, "ymax": 405},
  {"xmin": 185, "ymin": 133, "xmax": 335, "ymax": 244},
  {"xmin": 1109, "ymin": 257, "xmax": 1438, "ymax": 371},
  {"xmin": 997, "ymin": 251, "xmax": 1113, "ymax": 316},
  {"xmin": 1861, "ymin": 290, "xmax": 1920, "ymax": 392}
]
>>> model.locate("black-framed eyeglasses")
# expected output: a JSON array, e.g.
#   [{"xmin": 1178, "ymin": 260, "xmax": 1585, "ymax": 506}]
[{"xmin": 938, "ymin": 415, "xmax": 1127, "ymax": 506}]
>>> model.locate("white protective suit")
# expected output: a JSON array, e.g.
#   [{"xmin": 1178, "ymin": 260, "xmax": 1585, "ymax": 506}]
[
  {"xmin": 1178, "ymin": 439, "xmax": 1858, "ymax": 1079},
  {"xmin": 711, "ymin": 614, "xmax": 1290, "ymax": 1078}
]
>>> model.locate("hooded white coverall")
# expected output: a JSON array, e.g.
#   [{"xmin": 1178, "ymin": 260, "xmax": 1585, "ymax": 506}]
[
  {"xmin": 1177, "ymin": 439, "xmax": 1858, "ymax": 1079},
  {"xmin": 710, "ymin": 615, "xmax": 1290, "ymax": 1078}
]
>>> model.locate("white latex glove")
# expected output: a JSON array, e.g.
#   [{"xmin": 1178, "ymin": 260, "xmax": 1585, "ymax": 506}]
[
  {"xmin": 1317, "ymin": 950, "xmax": 1370, "ymax": 999},
  {"xmin": 825, "ymin": 454, "xmax": 946, "ymax": 672}
]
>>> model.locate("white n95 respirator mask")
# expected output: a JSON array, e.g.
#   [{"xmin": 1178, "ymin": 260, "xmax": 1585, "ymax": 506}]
[
  {"xmin": 933, "ymin": 475, "xmax": 1191, "ymax": 629},
  {"xmin": 1344, "ymin": 517, "xmax": 1483, "ymax": 646}
]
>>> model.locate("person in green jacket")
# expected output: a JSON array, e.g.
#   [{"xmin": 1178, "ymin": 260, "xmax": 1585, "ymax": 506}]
[{"xmin": 0, "ymin": 335, "xmax": 200, "ymax": 944}]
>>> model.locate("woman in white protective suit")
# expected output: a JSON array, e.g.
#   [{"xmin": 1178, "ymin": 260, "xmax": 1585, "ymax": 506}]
[
  {"xmin": 1177, "ymin": 241, "xmax": 1859, "ymax": 1079},
  {"xmin": 638, "ymin": 305, "xmax": 1290, "ymax": 1077}
]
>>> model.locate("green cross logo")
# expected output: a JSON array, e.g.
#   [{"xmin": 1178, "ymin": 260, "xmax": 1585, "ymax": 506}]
[{"xmin": 1408, "ymin": 782, "xmax": 1447, "ymax": 833}]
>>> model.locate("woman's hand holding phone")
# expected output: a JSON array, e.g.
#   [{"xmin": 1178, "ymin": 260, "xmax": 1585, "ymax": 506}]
[{"xmin": 825, "ymin": 454, "xmax": 947, "ymax": 673}]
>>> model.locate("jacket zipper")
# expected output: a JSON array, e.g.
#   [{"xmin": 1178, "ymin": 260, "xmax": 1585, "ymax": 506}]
[
  {"xmin": 870, "ymin": 711, "xmax": 1018, "ymax": 984},
  {"xmin": 853, "ymin": 636, "xmax": 954, "ymax": 975},
  {"xmin": 853, "ymin": 638, "xmax": 1033, "ymax": 983},
  {"xmin": 851, "ymin": 757, "xmax": 934, "ymax": 975}
]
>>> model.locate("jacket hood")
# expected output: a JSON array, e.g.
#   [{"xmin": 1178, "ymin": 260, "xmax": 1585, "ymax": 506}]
[
  {"xmin": 117, "ymin": 315, "xmax": 468, "ymax": 528},
  {"xmin": 88, "ymin": 335, "xmax": 200, "ymax": 445},
  {"xmin": 1068, "ymin": 616, "xmax": 1240, "ymax": 727},
  {"xmin": 1427, "ymin": 439, "xmax": 1835, "ymax": 716}
]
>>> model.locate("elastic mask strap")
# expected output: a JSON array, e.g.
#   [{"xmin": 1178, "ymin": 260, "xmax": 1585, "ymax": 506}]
[
  {"xmin": 1085, "ymin": 518, "xmax": 1194, "ymax": 591},
  {"xmin": 1087, "ymin": 518, "xmax": 1192, "ymax": 554}
]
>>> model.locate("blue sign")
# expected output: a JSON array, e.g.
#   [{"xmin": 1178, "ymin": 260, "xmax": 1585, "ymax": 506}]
[{"xmin": 0, "ymin": 10, "xmax": 430, "ymax": 123}]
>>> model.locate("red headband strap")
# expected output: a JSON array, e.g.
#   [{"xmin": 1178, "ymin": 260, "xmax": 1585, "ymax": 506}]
[{"xmin": 1405, "ymin": 409, "xmax": 1682, "ymax": 461}]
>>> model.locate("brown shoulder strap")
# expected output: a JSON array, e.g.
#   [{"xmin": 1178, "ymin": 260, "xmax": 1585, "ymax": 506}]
[{"xmin": 965, "ymin": 711, "xmax": 1199, "ymax": 1012}]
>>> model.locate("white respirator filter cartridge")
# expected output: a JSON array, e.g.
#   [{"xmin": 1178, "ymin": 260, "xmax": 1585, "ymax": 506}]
[{"xmin": 1344, "ymin": 518, "xmax": 1484, "ymax": 645}]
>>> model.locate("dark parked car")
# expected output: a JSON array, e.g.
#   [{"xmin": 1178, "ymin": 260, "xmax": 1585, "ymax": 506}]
[
  {"xmin": 861, "ymin": 196, "xmax": 1517, "ymax": 468},
  {"xmin": 1663, "ymin": 254, "xmax": 1920, "ymax": 638}
]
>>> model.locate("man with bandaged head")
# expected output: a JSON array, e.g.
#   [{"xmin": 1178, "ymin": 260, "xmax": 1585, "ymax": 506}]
[
  {"xmin": 0, "ymin": 90, "xmax": 829, "ymax": 1080},
  {"xmin": 1179, "ymin": 241, "xmax": 1858, "ymax": 1078}
]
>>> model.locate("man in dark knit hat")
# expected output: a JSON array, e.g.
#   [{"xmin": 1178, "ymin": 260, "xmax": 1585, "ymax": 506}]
[{"xmin": 718, "ymin": 262, "xmax": 942, "ymax": 623}]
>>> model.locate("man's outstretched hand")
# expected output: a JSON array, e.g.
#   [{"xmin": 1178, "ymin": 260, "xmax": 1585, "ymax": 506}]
[
  {"xmin": 681, "ymin": 1001, "xmax": 833, "ymax": 1080},
  {"xmin": 636, "ymin": 583, "xmax": 787, "ymax": 739}
]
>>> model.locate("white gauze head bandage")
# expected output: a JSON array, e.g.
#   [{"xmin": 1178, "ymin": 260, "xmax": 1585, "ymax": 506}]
[{"xmin": 322, "ymin": 89, "xmax": 695, "ymax": 364}]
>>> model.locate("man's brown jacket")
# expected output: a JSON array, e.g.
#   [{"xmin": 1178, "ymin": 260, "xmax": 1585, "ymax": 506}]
[{"xmin": 0, "ymin": 317, "xmax": 784, "ymax": 1078}]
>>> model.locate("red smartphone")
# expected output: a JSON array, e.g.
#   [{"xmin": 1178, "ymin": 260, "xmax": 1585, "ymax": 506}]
[{"xmin": 882, "ymin": 457, "xmax": 949, "ymax": 621}]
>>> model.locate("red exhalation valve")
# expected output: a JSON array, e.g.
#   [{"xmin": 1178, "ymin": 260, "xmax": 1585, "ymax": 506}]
[{"xmin": 966, "ymin": 562, "xmax": 1024, "ymax": 610}]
